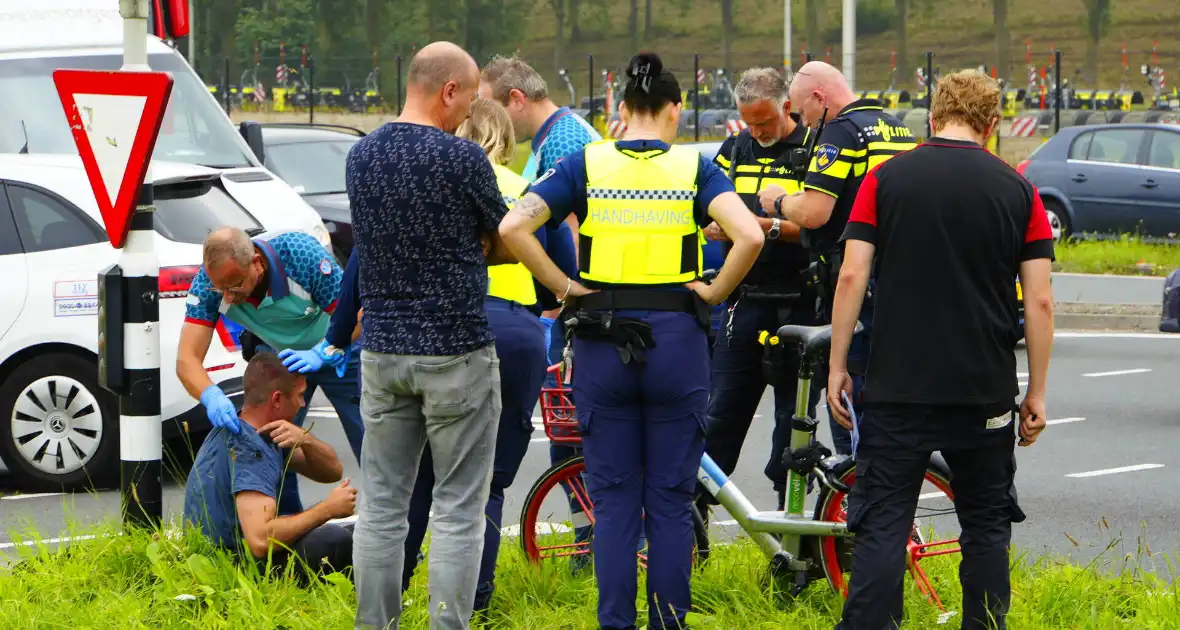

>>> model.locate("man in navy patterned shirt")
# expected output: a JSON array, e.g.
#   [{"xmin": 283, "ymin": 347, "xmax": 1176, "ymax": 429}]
[{"xmin": 346, "ymin": 41, "xmax": 516, "ymax": 630}]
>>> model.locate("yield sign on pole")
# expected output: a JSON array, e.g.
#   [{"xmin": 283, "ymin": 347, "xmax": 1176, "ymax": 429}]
[{"xmin": 52, "ymin": 70, "xmax": 174, "ymax": 249}]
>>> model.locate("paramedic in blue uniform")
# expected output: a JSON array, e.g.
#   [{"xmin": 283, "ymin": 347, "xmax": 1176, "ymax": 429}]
[
  {"xmin": 499, "ymin": 52, "xmax": 764, "ymax": 630},
  {"xmin": 177, "ymin": 227, "xmax": 362, "ymax": 517}
]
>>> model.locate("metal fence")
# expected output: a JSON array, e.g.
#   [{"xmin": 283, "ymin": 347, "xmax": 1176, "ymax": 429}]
[{"xmin": 199, "ymin": 43, "xmax": 1180, "ymax": 142}]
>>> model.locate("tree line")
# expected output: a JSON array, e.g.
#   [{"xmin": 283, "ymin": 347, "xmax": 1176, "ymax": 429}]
[{"xmin": 189, "ymin": 0, "xmax": 1116, "ymax": 94}]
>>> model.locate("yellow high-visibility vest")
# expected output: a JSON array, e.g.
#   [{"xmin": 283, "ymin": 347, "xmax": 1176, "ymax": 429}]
[
  {"xmin": 580, "ymin": 140, "xmax": 703, "ymax": 286},
  {"xmin": 487, "ymin": 163, "xmax": 539, "ymax": 306}
]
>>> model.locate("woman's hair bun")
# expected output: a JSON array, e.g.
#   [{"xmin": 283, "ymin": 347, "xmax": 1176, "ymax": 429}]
[
  {"xmin": 626, "ymin": 53, "xmax": 663, "ymax": 80},
  {"xmin": 626, "ymin": 52, "xmax": 663, "ymax": 93}
]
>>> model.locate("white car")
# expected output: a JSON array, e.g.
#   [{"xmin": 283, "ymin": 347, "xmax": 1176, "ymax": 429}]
[
  {"xmin": 0, "ymin": 0, "xmax": 334, "ymax": 249},
  {"xmin": 0, "ymin": 155, "xmax": 252, "ymax": 490}
]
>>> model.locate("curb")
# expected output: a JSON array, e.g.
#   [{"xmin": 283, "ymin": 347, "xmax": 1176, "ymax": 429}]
[{"xmin": 1054, "ymin": 312, "xmax": 1161, "ymax": 332}]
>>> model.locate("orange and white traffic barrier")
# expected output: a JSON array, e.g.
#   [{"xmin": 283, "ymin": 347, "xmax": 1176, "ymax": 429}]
[
  {"xmin": 726, "ymin": 119, "xmax": 748, "ymax": 135},
  {"xmin": 607, "ymin": 119, "xmax": 627, "ymax": 139},
  {"xmin": 1008, "ymin": 116, "xmax": 1038, "ymax": 137}
]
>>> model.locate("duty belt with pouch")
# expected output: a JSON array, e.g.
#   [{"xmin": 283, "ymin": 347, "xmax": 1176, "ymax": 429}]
[{"xmin": 560, "ymin": 288, "xmax": 710, "ymax": 365}]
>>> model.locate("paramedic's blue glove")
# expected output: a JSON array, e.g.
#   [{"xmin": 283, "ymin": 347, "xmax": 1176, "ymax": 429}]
[
  {"xmin": 278, "ymin": 340, "xmax": 348, "ymax": 378},
  {"xmin": 200, "ymin": 385, "xmax": 240, "ymax": 434},
  {"xmin": 539, "ymin": 316, "xmax": 556, "ymax": 357}
]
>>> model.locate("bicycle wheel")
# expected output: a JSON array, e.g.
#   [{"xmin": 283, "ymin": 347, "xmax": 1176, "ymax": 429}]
[
  {"xmin": 519, "ymin": 455, "xmax": 713, "ymax": 570},
  {"xmin": 520, "ymin": 455, "xmax": 594, "ymax": 564},
  {"xmin": 691, "ymin": 501, "xmax": 711, "ymax": 565},
  {"xmin": 811, "ymin": 455, "xmax": 958, "ymax": 599}
]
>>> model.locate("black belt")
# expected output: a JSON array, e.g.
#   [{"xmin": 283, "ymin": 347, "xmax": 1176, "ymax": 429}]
[
  {"xmin": 574, "ymin": 289, "xmax": 698, "ymax": 313},
  {"xmin": 563, "ymin": 289, "xmax": 708, "ymax": 365}
]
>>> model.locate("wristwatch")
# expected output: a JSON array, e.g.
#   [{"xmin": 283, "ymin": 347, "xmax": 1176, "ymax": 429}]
[
  {"xmin": 320, "ymin": 343, "xmax": 345, "ymax": 359},
  {"xmin": 767, "ymin": 217, "xmax": 782, "ymax": 240},
  {"xmin": 773, "ymin": 193, "xmax": 787, "ymax": 216}
]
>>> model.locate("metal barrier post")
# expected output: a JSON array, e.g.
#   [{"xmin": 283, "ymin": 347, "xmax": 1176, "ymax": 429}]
[
  {"xmin": 1054, "ymin": 50, "xmax": 1062, "ymax": 134},
  {"xmin": 925, "ymin": 52, "xmax": 934, "ymax": 138},
  {"xmin": 588, "ymin": 54, "xmax": 595, "ymax": 130},
  {"xmin": 396, "ymin": 55, "xmax": 403, "ymax": 115},
  {"xmin": 309, "ymin": 55, "xmax": 315, "ymax": 124},
  {"xmin": 222, "ymin": 57, "xmax": 230, "ymax": 115},
  {"xmin": 693, "ymin": 53, "xmax": 701, "ymax": 142}
]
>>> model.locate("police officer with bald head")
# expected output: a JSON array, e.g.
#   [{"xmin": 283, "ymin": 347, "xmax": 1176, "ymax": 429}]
[{"xmin": 757, "ymin": 60, "xmax": 917, "ymax": 454}]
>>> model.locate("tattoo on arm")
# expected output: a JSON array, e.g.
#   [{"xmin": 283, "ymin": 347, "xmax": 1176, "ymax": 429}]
[{"xmin": 512, "ymin": 194, "xmax": 549, "ymax": 219}]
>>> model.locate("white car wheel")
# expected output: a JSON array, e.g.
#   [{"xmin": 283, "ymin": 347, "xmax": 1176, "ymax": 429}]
[
  {"xmin": 11, "ymin": 376, "xmax": 103, "ymax": 476},
  {"xmin": 0, "ymin": 353, "xmax": 118, "ymax": 490}
]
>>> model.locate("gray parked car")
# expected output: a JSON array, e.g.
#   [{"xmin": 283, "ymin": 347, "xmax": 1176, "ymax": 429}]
[{"xmin": 1017, "ymin": 123, "xmax": 1180, "ymax": 241}]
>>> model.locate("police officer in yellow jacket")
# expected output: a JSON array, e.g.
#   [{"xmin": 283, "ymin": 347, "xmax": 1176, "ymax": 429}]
[
  {"xmin": 499, "ymin": 52, "xmax": 764, "ymax": 630},
  {"xmin": 757, "ymin": 61, "xmax": 917, "ymax": 455}
]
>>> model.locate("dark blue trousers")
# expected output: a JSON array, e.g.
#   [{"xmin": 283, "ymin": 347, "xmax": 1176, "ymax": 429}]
[
  {"xmin": 702, "ymin": 296, "xmax": 821, "ymax": 500},
  {"xmin": 573, "ymin": 310, "xmax": 709, "ymax": 630},
  {"xmin": 400, "ymin": 298, "xmax": 546, "ymax": 609}
]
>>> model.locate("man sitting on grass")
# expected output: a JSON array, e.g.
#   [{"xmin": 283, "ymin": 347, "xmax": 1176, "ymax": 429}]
[{"xmin": 182, "ymin": 351, "xmax": 358, "ymax": 580}]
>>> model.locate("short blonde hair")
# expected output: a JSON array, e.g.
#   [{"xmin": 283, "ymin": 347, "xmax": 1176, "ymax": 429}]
[
  {"xmin": 930, "ymin": 69, "xmax": 1002, "ymax": 136},
  {"xmin": 456, "ymin": 98, "xmax": 516, "ymax": 165},
  {"xmin": 481, "ymin": 55, "xmax": 548, "ymax": 103}
]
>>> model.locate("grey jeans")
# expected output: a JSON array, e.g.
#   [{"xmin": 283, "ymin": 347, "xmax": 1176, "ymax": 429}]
[{"xmin": 353, "ymin": 344, "xmax": 501, "ymax": 630}]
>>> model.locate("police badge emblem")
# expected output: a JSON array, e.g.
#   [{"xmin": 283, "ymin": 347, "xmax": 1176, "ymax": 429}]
[{"xmin": 814, "ymin": 143, "xmax": 840, "ymax": 173}]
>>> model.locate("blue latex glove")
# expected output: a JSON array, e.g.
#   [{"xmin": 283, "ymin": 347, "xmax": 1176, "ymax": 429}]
[
  {"xmin": 539, "ymin": 316, "xmax": 555, "ymax": 357},
  {"xmin": 200, "ymin": 385, "xmax": 240, "ymax": 434},
  {"xmin": 278, "ymin": 340, "xmax": 348, "ymax": 378}
]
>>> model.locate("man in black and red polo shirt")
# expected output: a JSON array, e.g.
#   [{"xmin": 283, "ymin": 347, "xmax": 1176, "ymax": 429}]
[{"xmin": 825, "ymin": 69, "xmax": 1056, "ymax": 630}]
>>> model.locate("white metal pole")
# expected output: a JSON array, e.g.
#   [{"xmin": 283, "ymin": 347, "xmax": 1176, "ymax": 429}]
[
  {"xmin": 118, "ymin": 0, "xmax": 162, "ymax": 529},
  {"xmin": 842, "ymin": 0, "xmax": 856, "ymax": 90},
  {"xmin": 784, "ymin": 0, "xmax": 792, "ymax": 74}
]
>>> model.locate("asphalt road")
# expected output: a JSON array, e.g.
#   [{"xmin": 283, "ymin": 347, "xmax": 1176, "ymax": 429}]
[{"xmin": 3, "ymin": 331, "xmax": 1179, "ymax": 577}]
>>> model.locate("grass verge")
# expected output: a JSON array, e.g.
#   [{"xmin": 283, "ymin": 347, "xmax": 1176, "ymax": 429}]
[
  {"xmin": 1054, "ymin": 235, "xmax": 1180, "ymax": 277},
  {"xmin": 2, "ymin": 521, "xmax": 1179, "ymax": 629}
]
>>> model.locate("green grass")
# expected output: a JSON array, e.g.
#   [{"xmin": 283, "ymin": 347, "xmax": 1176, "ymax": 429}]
[
  {"xmin": 1054, "ymin": 235, "xmax": 1180, "ymax": 276},
  {"xmin": 3, "ymin": 520, "xmax": 1180, "ymax": 629}
]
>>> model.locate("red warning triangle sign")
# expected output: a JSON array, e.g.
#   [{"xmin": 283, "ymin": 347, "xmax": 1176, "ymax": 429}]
[{"xmin": 52, "ymin": 70, "xmax": 174, "ymax": 249}]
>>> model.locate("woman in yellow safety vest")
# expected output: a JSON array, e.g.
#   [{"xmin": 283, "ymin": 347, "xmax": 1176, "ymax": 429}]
[
  {"xmin": 398, "ymin": 98, "xmax": 557, "ymax": 613},
  {"xmin": 498, "ymin": 52, "xmax": 764, "ymax": 630}
]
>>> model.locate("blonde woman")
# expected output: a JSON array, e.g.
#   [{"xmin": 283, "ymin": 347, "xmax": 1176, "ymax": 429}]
[{"xmin": 402, "ymin": 98, "xmax": 579, "ymax": 614}]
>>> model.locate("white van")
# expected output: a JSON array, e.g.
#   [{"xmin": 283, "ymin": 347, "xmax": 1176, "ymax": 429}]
[{"xmin": 0, "ymin": 1, "xmax": 333, "ymax": 247}]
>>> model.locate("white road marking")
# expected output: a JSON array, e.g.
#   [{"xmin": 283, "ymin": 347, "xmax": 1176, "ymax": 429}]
[
  {"xmin": 1065, "ymin": 464, "xmax": 1164, "ymax": 478},
  {"xmin": 0, "ymin": 492, "xmax": 64, "ymax": 501},
  {"xmin": 1047, "ymin": 417, "xmax": 1086, "ymax": 425},
  {"xmin": 0, "ymin": 527, "xmax": 184, "ymax": 551},
  {"xmin": 1056, "ymin": 332, "xmax": 1180, "ymax": 339},
  {"xmin": 0, "ymin": 534, "xmax": 98, "ymax": 550},
  {"xmin": 306, "ymin": 410, "xmax": 339, "ymax": 419},
  {"xmin": 919, "ymin": 492, "xmax": 947, "ymax": 500},
  {"xmin": 311, "ymin": 406, "xmax": 334, "ymax": 412},
  {"xmin": 1083, "ymin": 368, "xmax": 1152, "ymax": 377}
]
